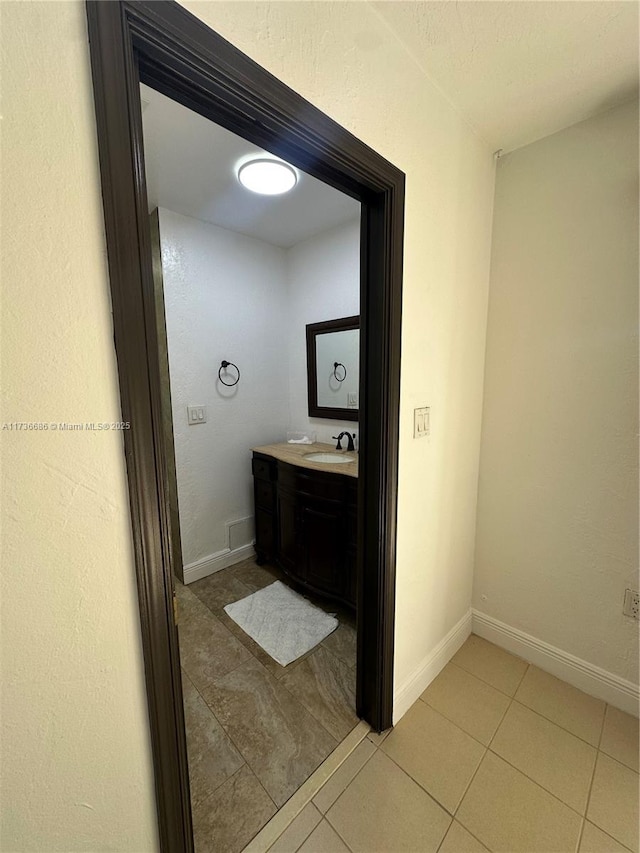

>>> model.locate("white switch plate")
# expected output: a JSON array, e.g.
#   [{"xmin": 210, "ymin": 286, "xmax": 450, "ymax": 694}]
[
  {"xmin": 347, "ymin": 392, "xmax": 358, "ymax": 407},
  {"xmin": 187, "ymin": 405, "xmax": 207, "ymax": 425},
  {"xmin": 414, "ymin": 406, "xmax": 430, "ymax": 439}
]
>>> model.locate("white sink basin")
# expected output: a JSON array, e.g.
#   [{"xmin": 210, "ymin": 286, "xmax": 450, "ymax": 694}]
[{"xmin": 303, "ymin": 452, "xmax": 355, "ymax": 465}]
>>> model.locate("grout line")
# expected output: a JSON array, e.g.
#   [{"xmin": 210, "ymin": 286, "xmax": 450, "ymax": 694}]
[
  {"xmin": 509, "ymin": 695, "xmax": 606, "ymax": 748},
  {"xmin": 576, "ymin": 705, "xmax": 608, "ymax": 853},
  {"xmin": 484, "ymin": 745, "xmax": 589, "ymax": 819},
  {"xmin": 186, "ymin": 666, "xmax": 279, "ymax": 814}
]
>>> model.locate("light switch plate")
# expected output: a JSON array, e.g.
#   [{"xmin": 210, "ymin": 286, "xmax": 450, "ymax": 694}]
[
  {"xmin": 414, "ymin": 406, "xmax": 430, "ymax": 438},
  {"xmin": 187, "ymin": 405, "xmax": 207, "ymax": 425}
]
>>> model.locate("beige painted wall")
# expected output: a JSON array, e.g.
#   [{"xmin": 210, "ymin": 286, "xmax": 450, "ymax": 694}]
[
  {"xmin": 474, "ymin": 101, "xmax": 639, "ymax": 683},
  {"xmin": 1, "ymin": 1, "xmax": 494, "ymax": 848}
]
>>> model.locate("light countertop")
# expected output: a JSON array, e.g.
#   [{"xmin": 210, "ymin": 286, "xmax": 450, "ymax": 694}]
[{"xmin": 252, "ymin": 441, "xmax": 358, "ymax": 478}]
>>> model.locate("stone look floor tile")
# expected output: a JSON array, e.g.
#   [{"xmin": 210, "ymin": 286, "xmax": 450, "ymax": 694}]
[
  {"xmin": 298, "ymin": 820, "xmax": 351, "ymax": 853},
  {"xmin": 515, "ymin": 666, "xmax": 606, "ymax": 746},
  {"xmin": 587, "ymin": 753, "xmax": 640, "ymax": 852},
  {"xmin": 327, "ymin": 750, "xmax": 451, "ymax": 853},
  {"xmin": 438, "ymin": 821, "xmax": 490, "ymax": 853},
  {"xmin": 177, "ymin": 589, "xmax": 252, "ymax": 692},
  {"xmin": 452, "ymin": 634, "xmax": 528, "ymax": 696},
  {"xmin": 321, "ymin": 622, "xmax": 357, "ymax": 669},
  {"xmin": 381, "ymin": 701, "xmax": 485, "ymax": 813},
  {"xmin": 192, "ymin": 765, "xmax": 276, "ymax": 853},
  {"xmin": 181, "ymin": 671, "xmax": 244, "ymax": 805},
  {"xmin": 421, "ymin": 662, "xmax": 510, "ymax": 745},
  {"xmin": 280, "ymin": 645, "xmax": 358, "ymax": 741},
  {"xmin": 490, "ymin": 701, "xmax": 597, "ymax": 813},
  {"xmin": 600, "ymin": 705, "xmax": 640, "ymax": 772},
  {"xmin": 456, "ymin": 751, "xmax": 582, "ymax": 852},
  {"xmin": 313, "ymin": 739, "xmax": 376, "ymax": 814},
  {"xmin": 268, "ymin": 803, "xmax": 323, "ymax": 853},
  {"xmin": 190, "ymin": 570, "xmax": 254, "ymax": 618},
  {"xmin": 579, "ymin": 821, "xmax": 632, "ymax": 853},
  {"xmin": 228, "ymin": 559, "xmax": 285, "ymax": 592},
  {"xmin": 202, "ymin": 656, "xmax": 337, "ymax": 807}
]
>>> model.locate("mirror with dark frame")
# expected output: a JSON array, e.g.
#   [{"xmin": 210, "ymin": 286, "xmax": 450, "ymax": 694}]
[{"xmin": 306, "ymin": 316, "xmax": 360, "ymax": 421}]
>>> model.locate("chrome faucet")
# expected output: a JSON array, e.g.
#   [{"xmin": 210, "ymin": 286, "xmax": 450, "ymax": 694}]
[{"xmin": 332, "ymin": 431, "xmax": 356, "ymax": 452}]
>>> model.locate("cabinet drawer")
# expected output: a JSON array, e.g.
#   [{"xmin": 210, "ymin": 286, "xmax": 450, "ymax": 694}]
[
  {"xmin": 255, "ymin": 478, "xmax": 274, "ymax": 510},
  {"xmin": 252, "ymin": 456, "xmax": 276, "ymax": 481},
  {"xmin": 279, "ymin": 463, "xmax": 347, "ymax": 502}
]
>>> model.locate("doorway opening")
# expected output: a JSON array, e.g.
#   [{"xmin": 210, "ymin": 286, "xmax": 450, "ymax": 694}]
[
  {"xmin": 142, "ymin": 82, "xmax": 363, "ymax": 846},
  {"xmin": 87, "ymin": 2, "xmax": 404, "ymax": 849}
]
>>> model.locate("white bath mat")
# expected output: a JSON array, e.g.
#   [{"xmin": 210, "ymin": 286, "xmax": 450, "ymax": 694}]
[{"xmin": 224, "ymin": 580, "xmax": 338, "ymax": 666}]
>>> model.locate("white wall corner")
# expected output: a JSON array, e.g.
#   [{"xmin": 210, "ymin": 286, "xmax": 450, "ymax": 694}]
[
  {"xmin": 472, "ymin": 610, "xmax": 640, "ymax": 717},
  {"xmin": 183, "ymin": 543, "xmax": 255, "ymax": 585},
  {"xmin": 393, "ymin": 610, "xmax": 472, "ymax": 725}
]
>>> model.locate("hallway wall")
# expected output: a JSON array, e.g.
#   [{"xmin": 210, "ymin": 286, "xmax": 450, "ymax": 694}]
[{"xmin": 474, "ymin": 101, "xmax": 639, "ymax": 690}]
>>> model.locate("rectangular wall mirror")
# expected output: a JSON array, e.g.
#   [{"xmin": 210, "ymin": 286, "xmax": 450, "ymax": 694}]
[{"xmin": 306, "ymin": 316, "xmax": 359, "ymax": 421}]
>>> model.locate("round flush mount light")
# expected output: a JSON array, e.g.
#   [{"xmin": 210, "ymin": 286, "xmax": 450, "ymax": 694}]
[{"xmin": 237, "ymin": 159, "xmax": 298, "ymax": 195}]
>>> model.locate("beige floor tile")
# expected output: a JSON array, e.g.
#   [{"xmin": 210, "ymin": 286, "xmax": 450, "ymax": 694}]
[
  {"xmin": 452, "ymin": 635, "xmax": 528, "ymax": 696},
  {"xmin": 268, "ymin": 803, "xmax": 323, "ymax": 853},
  {"xmin": 515, "ymin": 666, "xmax": 606, "ymax": 746},
  {"xmin": 580, "ymin": 822, "xmax": 632, "ymax": 853},
  {"xmin": 326, "ymin": 750, "xmax": 451, "ymax": 853},
  {"xmin": 457, "ymin": 751, "xmax": 582, "ymax": 852},
  {"xmin": 491, "ymin": 701, "xmax": 597, "ymax": 813},
  {"xmin": 298, "ymin": 820, "xmax": 350, "ymax": 853},
  {"xmin": 587, "ymin": 753, "xmax": 639, "ymax": 852},
  {"xmin": 421, "ymin": 662, "xmax": 510, "ymax": 745},
  {"xmin": 600, "ymin": 706, "xmax": 639, "ymax": 772},
  {"xmin": 313, "ymin": 738, "xmax": 376, "ymax": 814},
  {"xmin": 280, "ymin": 646, "xmax": 358, "ymax": 741},
  {"xmin": 192, "ymin": 765, "xmax": 276, "ymax": 853},
  {"xmin": 438, "ymin": 821, "xmax": 490, "ymax": 853},
  {"xmin": 202, "ymin": 657, "xmax": 337, "ymax": 807},
  {"xmin": 381, "ymin": 701, "xmax": 485, "ymax": 813}
]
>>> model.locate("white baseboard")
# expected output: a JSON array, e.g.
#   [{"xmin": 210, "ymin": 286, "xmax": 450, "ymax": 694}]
[
  {"xmin": 472, "ymin": 610, "xmax": 639, "ymax": 717},
  {"xmin": 393, "ymin": 609, "xmax": 472, "ymax": 725},
  {"xmin": 183, "ymin": 543, "xmax": 255, "ymax": 585}
]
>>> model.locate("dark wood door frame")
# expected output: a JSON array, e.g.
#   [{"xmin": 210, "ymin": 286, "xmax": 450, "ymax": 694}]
[{"xmin": 86, "ymin": 2, "xmax": 404, "ymax": 850}]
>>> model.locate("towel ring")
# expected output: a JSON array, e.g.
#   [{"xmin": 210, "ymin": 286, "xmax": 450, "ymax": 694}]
[
  {"xmin": 333, "ymin": 362, "xmax": 347, "ymax": 382},
  {"xmin": 218, "ymin": 360, "xmax": 240, "ymax": 387}
]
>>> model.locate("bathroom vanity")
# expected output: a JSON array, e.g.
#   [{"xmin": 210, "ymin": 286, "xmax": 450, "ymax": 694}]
[{"xmin": 252, "ymin": 442, "xmax": 357, "ymax": 609}]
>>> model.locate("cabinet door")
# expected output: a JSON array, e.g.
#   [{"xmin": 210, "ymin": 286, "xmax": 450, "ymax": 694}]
[
  {"xmin": 301, "ymin": 497, "xmax": 346, "ymax": 598},
  {"xmin": 255, "ymin": 507, "xmax": 275, "ymax": 561},
  {"xmin": 276, "ymin": 488, "xmax": 300, "ymax": 577}
]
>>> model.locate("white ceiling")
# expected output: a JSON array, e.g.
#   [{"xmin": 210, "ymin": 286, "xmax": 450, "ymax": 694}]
[
  {"xmin": 140, "ymin": 84, "xmax": 360, "ymax": 248},
  {"xmin": 372, "ymin": 1, "xmax": 639, "ymax": 152}
]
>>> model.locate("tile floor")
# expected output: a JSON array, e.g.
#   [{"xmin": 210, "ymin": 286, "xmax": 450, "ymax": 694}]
[
  {"xmin": 271, "ymin": 634, "xmax": 640, "ymax": 853},
  {"xmin": 176, "ymin": 557, "xmax": 358, "ymax": 853}
]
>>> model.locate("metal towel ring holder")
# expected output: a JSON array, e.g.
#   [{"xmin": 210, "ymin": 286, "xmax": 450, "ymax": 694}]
[
  {"xmin": 333, "ymin": 362, "xmax": 347, "ymax": 382},
  {"xmin": 218, "ymin": 360, "xmax": 240, "ymax": 387}
]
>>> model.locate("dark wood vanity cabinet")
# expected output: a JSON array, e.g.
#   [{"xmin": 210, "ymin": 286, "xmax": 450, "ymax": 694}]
[{"xmin": 252, "ymin": 452, "xmax": 357, "ymax": 609}]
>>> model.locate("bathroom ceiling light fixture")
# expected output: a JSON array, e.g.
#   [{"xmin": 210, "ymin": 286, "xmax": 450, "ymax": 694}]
[{"xmin": 237, "ymin": 158, "xmax": 297, "ymax": 195}]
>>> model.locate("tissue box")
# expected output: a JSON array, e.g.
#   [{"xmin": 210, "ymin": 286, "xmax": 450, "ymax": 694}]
[{"xmin": 286, "ymin": 430, "xmax": 316, "ymax": 445}]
